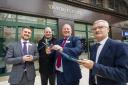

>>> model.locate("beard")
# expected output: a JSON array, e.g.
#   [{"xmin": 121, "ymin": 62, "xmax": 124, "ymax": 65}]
[{"xmin": 22, "ymin": 35, "xmax": 30, "ymax": 40}]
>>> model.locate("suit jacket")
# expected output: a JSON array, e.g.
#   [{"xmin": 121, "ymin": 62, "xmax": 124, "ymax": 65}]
[
  {"xmin": 38, "ymin": 36, "xmax": 56, "ymax": 75},
  {"xmin": 89, "ymin": 38, "xmax": 128, "ymax": 85},
  {"xmin": 56, "ymin": 36, "xmax": 82, "ymax": 83},
  {"xmin": 5, "ymin": 41, "xmax": 39, "ymax": 84}
]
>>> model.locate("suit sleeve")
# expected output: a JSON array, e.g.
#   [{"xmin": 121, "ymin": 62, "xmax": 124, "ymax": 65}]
[
  {"xmin": 63, "ymin": 37, "xmax": 82, "ymax": 58},
  {"xmin": 32, "ymin": 44, "xmax": 39, "ymax": 61},
  {"xmin": 5, "ymin": 44, "xmax": 24, "ymax": 64},
  {"xmin": 92, "ymin": 43, "xmax": 128, "ymax": 82}
]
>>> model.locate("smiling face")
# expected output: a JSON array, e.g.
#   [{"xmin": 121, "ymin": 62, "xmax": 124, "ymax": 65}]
[
  {"xmin": 44, "ymin": 27, "xmax": 52, "ymax": 39},
  {"xmin": 92, "ymin": 20, "xmax": 109, "ymax": 41},
  {"xmin": 21, "ymin": 28, "xmax": 32, "ymax": 41},
  {"xmin": 62, "ymin": 24, "xmax": 72, "ymax": 37}
]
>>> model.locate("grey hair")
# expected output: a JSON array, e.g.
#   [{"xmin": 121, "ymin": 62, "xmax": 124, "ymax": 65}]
[{"xmin": 93, "ymin": 20, "xmax": 109, "ymax": 28}]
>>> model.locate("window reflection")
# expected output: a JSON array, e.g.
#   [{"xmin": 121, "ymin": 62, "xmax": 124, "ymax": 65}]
[
  {"xmin": 0, "ymin": 13, "xmax": 16, "ymax": 21},
  {"xmin": 17, "ymin": 15, "xmax": 46, "ymax": 25},
  {"xmin": 34, "ymin": 29, "xmax": 44, "ymax": 44},
  {"xmin": 3, "ymin": 26, "xmax": 16, "ymax": 73},
  {"xmin": 3, "ymin": 26, "xmax": 16, "ymax": 45},
  {"xmin": 0, "ymin": 12, "xmax": 58, "ymax": 74}
]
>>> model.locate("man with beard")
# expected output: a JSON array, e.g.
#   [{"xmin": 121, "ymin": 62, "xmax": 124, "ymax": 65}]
[
  {"xmin": 38, "ymin": 27, "xmax": 56, "ymax": 85},
  {"xmin": 5, "ymin": 27, "xmax": 39, "ymax": 85}
]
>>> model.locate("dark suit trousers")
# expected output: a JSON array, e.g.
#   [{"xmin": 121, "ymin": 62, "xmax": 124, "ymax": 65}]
[
  {"xmin": 40, "ymin": 73, "xmax": 55, "ymax": 85},
  {"xmin": 57, "ymin": 72, "xmax": 80, "ymax": 85},
  {"xmin": 10, "ymin": 72, "xmax": 35, "ymax": 85}
]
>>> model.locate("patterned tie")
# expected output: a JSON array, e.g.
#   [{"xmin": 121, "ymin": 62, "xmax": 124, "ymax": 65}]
[{"xmin": 56, "ymin": 37, "xmax": 67, "ymax": 68}]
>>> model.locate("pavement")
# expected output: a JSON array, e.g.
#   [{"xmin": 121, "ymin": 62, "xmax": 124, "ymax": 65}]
[{"xmin": 0, "ymin": 66, "xmax": 89, "ymax": 85}]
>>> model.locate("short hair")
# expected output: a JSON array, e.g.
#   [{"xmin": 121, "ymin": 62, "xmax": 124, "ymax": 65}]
[
  {"xmin": 44, "ymin": 27, "xmax": 52, "ymax": 31},
  {"xmin": 62, "ymin": 24, "xmax": 72, "ymax": 31},
  {"xmin": 93, "ymin": 20, "xmax": 109, "ymax": 28},
  {"xmin": 22, "ymin": 26, "xmax": 32, "ymax": 31}
]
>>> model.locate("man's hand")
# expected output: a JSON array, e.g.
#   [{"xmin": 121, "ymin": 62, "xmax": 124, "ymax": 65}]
[
  {"xmin": 51, "ymin": 45, "xmax": 63, "ymax": 52},
  {"xmin": 45, "ymin": 47, "xmax": 51, "ymax": 54},
  {"xmin": 78, "ymin": 59, "xmax": 94, "ymax": 69},
  {"xmin": 23, "ymin": 55, "xmax": 33, "ymax": 62}
]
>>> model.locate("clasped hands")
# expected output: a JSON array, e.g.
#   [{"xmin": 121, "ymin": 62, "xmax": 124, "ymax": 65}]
[
  {"xmin": 44, "ymin": 45, "xmax": 63, "ymax": 54},
  {"xmin": 23, "ymin": 55, "xmax": 33, "ymax": 62},
  {"xmin": 51, "ymin": 45, "xmax": 63, "ymax": 52},
  {"xmin": 78, "ymin": 59, "xmax": 94, "ymax": 70}
]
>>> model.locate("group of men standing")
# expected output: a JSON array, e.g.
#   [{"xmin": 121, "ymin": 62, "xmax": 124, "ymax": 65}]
[{"xmin": 5, "ymin": 20, "xmax": 128, "ymax": 85}]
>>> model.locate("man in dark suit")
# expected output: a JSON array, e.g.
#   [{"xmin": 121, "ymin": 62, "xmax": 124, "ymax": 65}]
[
  {"xmin": 51, "ymin": 24, "xmax": 82, "ymax": 85},
  {"xmin": 79, "ymin": 20, "xmax": 128, "ymax": 85},
  {"xmin": 5, "ymin": 27, "xmax": 39, "ymax": 85},
  {"xmin": 38, "ymin": 27, "xmax": 56, "ymax": 85}
]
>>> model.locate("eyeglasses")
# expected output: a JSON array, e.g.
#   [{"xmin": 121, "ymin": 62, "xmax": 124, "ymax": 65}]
[{"xmin": 92, "ymin": 26, "xmax": 108, "ymax": 31}]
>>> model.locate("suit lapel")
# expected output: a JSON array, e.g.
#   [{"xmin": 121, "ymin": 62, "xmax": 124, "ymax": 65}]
[
  {"xmin": 63, "ymin": 36, "xmax": 71, "ymax": 47},
  {"xmin": 17, "ymin": 41, "xmax": 24, "ymax": 56},
  {"xmin": 97, "ymin": 39, "xmax": 111, "ymax": 63},
  {"xmin": 91, "ymin": 45, "xmax": 98, "ymax": 61}
]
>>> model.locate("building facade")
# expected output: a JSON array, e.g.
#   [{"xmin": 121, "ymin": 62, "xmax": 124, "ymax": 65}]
[{"xmin": 0, "ymin": 0, "xmax": 128, "ymax": 74}]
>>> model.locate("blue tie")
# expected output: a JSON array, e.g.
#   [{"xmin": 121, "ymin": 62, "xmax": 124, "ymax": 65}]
[{"xmin": 23, "ymin": 42, "xmax": 27, "ymax": 55}]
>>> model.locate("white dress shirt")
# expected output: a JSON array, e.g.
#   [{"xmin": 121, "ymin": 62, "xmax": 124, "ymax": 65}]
[{"xmin": 95, "ymin": 37, "xmax": 108, "ymax": 63}]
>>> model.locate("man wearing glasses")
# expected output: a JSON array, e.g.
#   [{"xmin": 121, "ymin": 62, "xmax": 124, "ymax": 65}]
[{"xmin": 79, "ymin": 20, "xmax": 128, "ymax": 85}]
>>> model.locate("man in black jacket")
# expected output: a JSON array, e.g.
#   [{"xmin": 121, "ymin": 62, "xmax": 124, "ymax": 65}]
[{"xmin": 38, "ymin": 27, "xmax": 56, "ymax": 85}]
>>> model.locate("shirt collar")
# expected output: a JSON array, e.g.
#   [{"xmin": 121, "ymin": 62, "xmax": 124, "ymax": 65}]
[
  {"xmin": 98, "ymin": 37, "xmax": 108, "ymax": 45},
  {"xmin": 21, "ymin": 39, "xmax": 29, "ymax": 43}
]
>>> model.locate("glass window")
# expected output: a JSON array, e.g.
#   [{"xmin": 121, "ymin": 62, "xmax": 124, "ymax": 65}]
[
  {"xmin": 74, "ymin": 23, "xmax": 86, "ymax": 38},
  {"xmin": 0, "ymin": 12, "xmax": 58, "ymax": 74},
  {"xmin": 0, "ymin": 26, "xmax": 3, "ymax": 37},
  {"xmin": 46, "ymin": 19, "xmax": 57, "ymax": 29},
  {"xmin": 74, "ymin": 23, "xmax": 86, "ymax": 31},
  {"xmin": 46, "ymin": 19, "xmax": 58, "ymax": 37},
  {"xmin": 91, "ymin": 0, "xmax": 103, "ymax": 7},
  {"xmin": 0, "ymin": 13, "xmax": 16, "ymax": 21},
  {"xmin": 75, "ymin": 31, "xmax": 86, "ymax": 38},
  {"xmin": 17, "ymin": 27, "xmax": 23, "ymax": 40},
  {"xmin": 33, "ymin": 28, "xmax": 44, "ymax": 44},
  {"xmin": 3, "ymin": 26, "xmax": 16, "ymax": 73},
  {"xmin": 87, "ymin": 25, "xmax": 94, "ymax": 38},
  {"xmin": 17, "ymin": 15, "xmax": 46, "ymax": 25},
  {"xmin": 3, "ymin": 26, "xmax": 16, "ymax": 44},
  {"xmin": 47, "ymin": 19, "xmax": 57, "ymax": 25},
  {"xmin": 78, "ymin": 0, "xmax": 90, "ymax": 4}
]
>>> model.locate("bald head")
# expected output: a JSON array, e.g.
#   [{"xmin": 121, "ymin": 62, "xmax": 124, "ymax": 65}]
[
  {"xmin": 44, "ymin": 27, "xmax": 52, "ymax": 38},
  {"xmin": 62, "ymin": 24, "xmax": 72, "ymax": 37}
]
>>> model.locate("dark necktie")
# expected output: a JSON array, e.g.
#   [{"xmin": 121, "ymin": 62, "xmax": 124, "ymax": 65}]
[
  {"xmin": 23, "ymin": 42, "xmax": 27, "ymax": 69},
  {"xmin": 93, "ymin": 43, "xmax": 100, "ymax": 61},
  {"xmin": 56, "ymin": 37, "xmax": 67, "ymax": 68},
  {"xmin": 94, "ymin": 43, "xmax": 100, "ymax": 62},
  {"xmin": 23, "ymin": 42, "xmax": 27, "ymax": 55},
  {"xmin": 93, "ymin": 43, "xmax": 100, "ymax": 84}
]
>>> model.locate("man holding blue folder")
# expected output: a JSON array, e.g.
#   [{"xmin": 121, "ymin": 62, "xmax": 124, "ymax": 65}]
[{"xmin": 51, "ymin": 24, "xmax": 82, "ymax": 85}]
